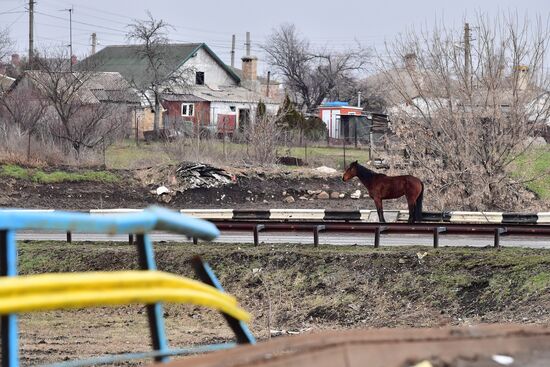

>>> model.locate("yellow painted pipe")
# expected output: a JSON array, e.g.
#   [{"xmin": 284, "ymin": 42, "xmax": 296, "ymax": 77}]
[
  {"xmin": 0, "ymin": 271, "xmax": 250, "ymax": 321},
  {"xmin": 0, "ymin": 288, "xmax": 250, "ymax": 321},
  {"xmin": 0, "ymin": 271, "xmax": 235, "ymax": 303}
]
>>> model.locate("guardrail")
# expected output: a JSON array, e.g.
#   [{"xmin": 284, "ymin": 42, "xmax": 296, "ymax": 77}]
[
  {"xmin": 208, "ymin": 220, "xmax": 550, "ymax": 247},
  {"xmin": 6, "ymin": 208, "xmax": 550, "ymax": 249},
  {"xmin": 31, "ymin": 208, "xmax": 550, "ymax": 224},
  {"xmin": 0, "ymin": 207, "xmax": 255, "ymax": 367}
]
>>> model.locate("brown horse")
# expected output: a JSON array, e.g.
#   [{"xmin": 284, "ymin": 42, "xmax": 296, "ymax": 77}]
[{"xmin": 342, "ymin": 161, "xmax": 424, "ymax": 223}]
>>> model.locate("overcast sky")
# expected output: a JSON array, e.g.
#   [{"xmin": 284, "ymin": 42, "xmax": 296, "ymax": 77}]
[{"xmin": 1, "ymin": 0, "xmax": 549, "ymax": 75}]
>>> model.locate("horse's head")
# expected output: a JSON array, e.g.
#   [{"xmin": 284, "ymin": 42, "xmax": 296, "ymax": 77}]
[{"xmin": 342, "ymin": 160, "xmax": 359, "ymax": 182}]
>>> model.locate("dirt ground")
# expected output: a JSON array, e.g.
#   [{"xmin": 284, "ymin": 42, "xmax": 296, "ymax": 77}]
[
  {"xmin": 13, "ymin": 242, "xmax": 550, "ymax": 366},
  {"xmin": 0, "ymin": 165, "xmax": 409, "ymax": 210}
]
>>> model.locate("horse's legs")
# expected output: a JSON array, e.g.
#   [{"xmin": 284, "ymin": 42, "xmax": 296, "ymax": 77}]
[
  {"xmin": 407, "ymin": 204, "xmax": 415, "ymax": 223},
  {"xmin": 407, "ymin": 196, "xmax": 416, "ymax": 224},
  {"xmin": 374, "ymin": 198, "xmax": 385, "ymax": 223}
]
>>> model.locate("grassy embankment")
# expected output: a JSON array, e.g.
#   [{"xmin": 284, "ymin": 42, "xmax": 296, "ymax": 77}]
[
  {"xmin": 0, "ymin": 164, "xmax": 119, "ymax": 183},
  {"xmin": 18, "ymin": 242, "xmax": 550, "ymax": 331}
]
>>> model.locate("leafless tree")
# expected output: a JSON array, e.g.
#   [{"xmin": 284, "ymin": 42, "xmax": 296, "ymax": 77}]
[
  {"xmin": 0, "ymin": 27, "xmax": 12, "ymax": 63},
  {"xmin": 126, "ymin": 12, "xmax": 192, "ymax": 133},
  {"xmin": 262, "ymin": 24, "xmax": 369, "ymax": 113},
  {"xmin": 246, "ymin": 108, "xmax": 285, "ymax": 165},
  {"xmin": 377, "ymin": 14, "xmax": 550, "ymax": 210},
  {"xmin": 24, "ymin": 50, "xmax": 130, "ymax": 157},
  {"xmin": 0, "ymin": 86, "xmax": 47, "ymax": 161}
]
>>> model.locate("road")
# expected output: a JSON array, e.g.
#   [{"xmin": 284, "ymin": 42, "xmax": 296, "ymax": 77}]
[{"xmin": 16, "ymin": 230, "xmax": 550, "ymax": 248}]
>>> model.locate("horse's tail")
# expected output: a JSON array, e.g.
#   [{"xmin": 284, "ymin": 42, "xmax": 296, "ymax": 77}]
[{"xmin": 414, "ymin": 182, "xmax": 424, "ymax": 222}]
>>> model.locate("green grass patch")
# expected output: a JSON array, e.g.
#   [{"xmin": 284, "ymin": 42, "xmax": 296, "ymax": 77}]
[
  {"xmin": 0, "ymin": 164, "xmax": 119, "ymax": 184},
  {"xmin": 512, "ymin": 147, "xmax": 550, "ymax": 199},
  {"xmin": 1, "ymin": 164, "xmax": 30, "ymax": 179}
]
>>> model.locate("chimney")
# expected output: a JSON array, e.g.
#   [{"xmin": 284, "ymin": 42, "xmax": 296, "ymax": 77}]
[
  {"xmin": 241, "ymin": 56, "xmax": 257, "ymax": 81},
  {"xmin": 515, "ymin": 65, "xmax": 530, "ymax": 90},
  {"xmin": 404, "ymin": 53, "xmax": 417, "ymax": 70},
  {"xmin": 11, "ymin": 54, "xmax": 20, "ymax": 67},
  {"xmin": 240, "ymin": 56, "xmax": 260, "ymax": 92},
  {"xmin": 71, "ymin": 55, "xmax": 78, "ymax": 65}
]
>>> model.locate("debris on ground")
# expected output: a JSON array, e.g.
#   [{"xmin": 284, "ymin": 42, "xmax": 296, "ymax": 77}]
[
  {"xmin": 174, "ymin": 162, "xmax": 235, "ymax": 191},
  {"xmin": 315, "ymin": 166, "xmax": 338, "ymax": 174},
  {"xmin": 277, "ymin": 156, "xmax": 306, "ymax": 166},
  {"xmin": 156, "ymin": 186, "xmax": 170, "ymax": 196},
  {"xmin": 351, "ymin": 190, "xmax": 362, "ymax": 199}
]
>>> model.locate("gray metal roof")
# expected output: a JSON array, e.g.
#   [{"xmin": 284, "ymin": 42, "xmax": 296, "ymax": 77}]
[{"xmin": 78, "ymin": 43, "xmax": 240, "ymax": 88}]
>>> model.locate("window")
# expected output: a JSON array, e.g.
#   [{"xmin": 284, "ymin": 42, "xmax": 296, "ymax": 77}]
[
  {"xmin": 229, "ymin": 106, "xmax": 236, "ymax": 112},
  {"xmin": 195, "ymin": 71, "xmax": 205, "ymax": 85},
  {"xmin": 181, "ymin": 103, "xmax": 194, "ymax": 116}
]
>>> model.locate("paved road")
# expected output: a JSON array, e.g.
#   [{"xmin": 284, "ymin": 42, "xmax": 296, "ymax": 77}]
[{"xmin": 16, "ymin": 230, "xmax": 550, "ymax": 248}]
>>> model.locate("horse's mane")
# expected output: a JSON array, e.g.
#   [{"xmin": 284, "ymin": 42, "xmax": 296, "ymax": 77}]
[{"xmin": 356, "ymin": 163, "xmax": 385, "ymax": 180}]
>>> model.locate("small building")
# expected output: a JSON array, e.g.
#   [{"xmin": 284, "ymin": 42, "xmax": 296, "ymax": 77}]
[
  {"xmin": 318, "ymin": 102, "xmax": 365, "ymax": 139},
  {"xmin": 318, "ymin": 101, "xmax": 390, "ymax": 144}
]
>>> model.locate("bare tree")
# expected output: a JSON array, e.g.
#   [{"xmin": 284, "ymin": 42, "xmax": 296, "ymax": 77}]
[
  {"xmin": 126, "ymin": 12, "xmax": 191, "ymax": 133},
  {"xmin": 247, "ymin": 108, "xmax": 285, "ymax": 165},
  {"xmin": 24, "ymin": 50, "xmax": 130, "ymax": 157},
  {"xmin": 0, "ymin": 86, "xmax": 47, "ymax": 161},
  {"xmin": 0, "ymin": 27, "xmax": 12, "ymax": 63},
  {"xmin": 263, "ymin": 24, "xmax": 369, "ymax": 113},
  {"xmin": 378, "ymin": 14, "xmax": 550, "ymax": 210}
]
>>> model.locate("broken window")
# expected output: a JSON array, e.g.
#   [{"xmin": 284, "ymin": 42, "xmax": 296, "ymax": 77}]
[
  {"xmin": 195, "ymin": 72, "xmax": 205, "ymax": 85},
  {"xmin": 181, "ymin": 103, "xmax": 194, "ymax": 116}
]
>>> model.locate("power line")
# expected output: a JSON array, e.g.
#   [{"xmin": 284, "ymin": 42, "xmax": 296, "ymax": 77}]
[{"xmin": 35, "ymin": 10, "xmax": 127, "ymax": 35}]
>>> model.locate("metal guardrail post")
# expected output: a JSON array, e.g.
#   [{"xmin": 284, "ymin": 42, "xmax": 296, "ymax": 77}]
[
  {"xmin": 66, "ymin": 231, "xmax": 72, "ymax": 243},
  {"xmin": 374, "ymin": 226, "xmax": 387, "ymax": 248},
  {"xmin": 1, "ymin": 230, "xmax": 19, "ymax": 367},
  {"xmin": 253, "ymin": 224, "xmax": 265, "ymax": 246},
  {"xmin": 494, "ymin": 227, "xmax": 508, "ymax": 248},
  {"xmin": 191, "ymin": 256, "xmax": 256, "ymax": 345},
  {"xmin": 313, "ymin": 225, "xmax": 326, "ymax": 247},
  {"xmin": 433, "ymin": 227, "xmax": 447, "ymax": 248},
  {"xmin": 135, "ymin": 234, "xmax": 169, "ymax": 363}
]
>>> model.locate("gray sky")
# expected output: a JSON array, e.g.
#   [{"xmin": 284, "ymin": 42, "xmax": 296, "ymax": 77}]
[{"xmin": 1, "ymin": 0, "xmax": 549, "ymax": 75}]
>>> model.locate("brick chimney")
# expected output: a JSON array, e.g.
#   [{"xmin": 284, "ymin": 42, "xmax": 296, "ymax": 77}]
[
  {"xmin": 241, "ymin": 55, "xmax": 260, "ymax": 92},
  {"xmin": 241, "ymin": 56, "xmax": 257, "ymax": 81},
  {"xmin": 11, "ymin": 54, "xmax": 20, "ymax": 67}
]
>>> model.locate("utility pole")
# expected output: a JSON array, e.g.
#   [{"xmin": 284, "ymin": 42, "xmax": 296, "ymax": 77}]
[
  {"xmin": 91, "ymin": 32, "xmax": 97, "ymax": 54},
  {"xmin": 245, "ymin": 31, "xmax": 251, "ymax": 56},
  {"xmin": 62, "ymin": 7, "xmax": 73, "ymax": 71},
  {"xmin": 28, "ymin": 0, "xmax": 34, "ymax": 68},
  {"xmin": 464, "ymin": 23, "xmax": 471, "ymax": 88},
  {"xmin": 230, "ymin": 34, "xmax": 235, "ymax": 67}
]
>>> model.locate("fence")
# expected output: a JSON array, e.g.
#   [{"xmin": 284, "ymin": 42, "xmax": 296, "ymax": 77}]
[{"xmin": 0, "ymin": 207, "xmax": 255, "ymax": 367}]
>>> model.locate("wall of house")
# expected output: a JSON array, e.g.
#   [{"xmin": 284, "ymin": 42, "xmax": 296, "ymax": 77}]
[
  {"xmin": 210, "ymin": 102, "xmax": 279, "ymax": 130},
  {"xmin": 162, "ymin": 100, "xmax": 211, "ymax": 126},
  {"xmin": 177, "ymin": 48, "xmax": 237, "ymax": 89}
]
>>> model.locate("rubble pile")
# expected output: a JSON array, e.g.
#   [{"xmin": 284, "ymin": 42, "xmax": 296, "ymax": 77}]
[{"xmin": 174, "ymin": 162, "xmax": 235, "ymax": 191}]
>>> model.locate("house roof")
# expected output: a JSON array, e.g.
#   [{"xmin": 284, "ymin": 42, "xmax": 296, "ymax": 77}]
[
  {"xmin": 190, "ymin": 85, "xmax": 279, "ymax": 104},
  {"xmin": 78, "ymin": 43, "xmax": 241, "ymax": 87},
  {"xmin": 230, "ymin": 66, "xmax": 281, "ymax": 85},
  {"xmin": 20, "ymin": 71, "xmax": 140, "ymax": 105},
  {"xmin": 0, "ymin": 74, "xmax": 15, "ymax": 91}
]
